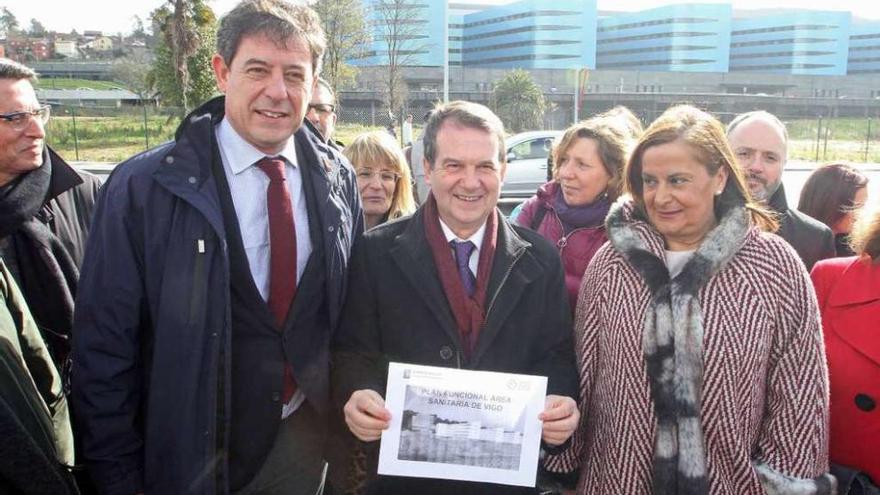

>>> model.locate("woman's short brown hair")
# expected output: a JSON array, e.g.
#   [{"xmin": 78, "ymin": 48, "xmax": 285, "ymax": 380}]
[
  {"xmin": 343, "ymin": 131, "xmax": 416, "ymax": 221},
  {"xmin": 797, "ymin": 163, "xmax": 868, "ymax": 230},
  {"xmin": 625, "ymin": 105, "xmax": 777, "ymax": 232},
  {"xmin": 551, "ymin": 116, "xmax": 632, "ymax": 201}
]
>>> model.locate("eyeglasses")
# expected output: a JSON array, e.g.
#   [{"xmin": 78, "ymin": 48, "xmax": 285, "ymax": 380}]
[
  {"xmin": 0, "ymin": 105, "xmax": 51, "ymax": 131},
  {"xmin": 308, "ymin": 103, "xmax": 335, "ymax": 115},
  {"xmin": 356, "ymin": 169, "xmax": 400, "ymax": 184}
]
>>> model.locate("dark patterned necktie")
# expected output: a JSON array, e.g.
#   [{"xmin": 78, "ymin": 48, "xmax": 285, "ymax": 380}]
[
  {"xmin": 256, "ymin": 157, "xmax": 297, "ymax": 403},
  {"xmin": 450, "ymin": 240, "xmax": 476, "ymax": 297}
]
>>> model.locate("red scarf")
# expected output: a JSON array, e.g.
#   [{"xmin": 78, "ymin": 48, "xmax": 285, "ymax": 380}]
[{"xmin": 423, "ymin": 193, "xmax": 498, "ymax": 358}]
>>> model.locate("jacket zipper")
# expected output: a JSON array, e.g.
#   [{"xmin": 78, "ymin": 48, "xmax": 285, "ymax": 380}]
[{"xmin": 188, "ymin": 239, "xmax": 207, "ymax": 324}]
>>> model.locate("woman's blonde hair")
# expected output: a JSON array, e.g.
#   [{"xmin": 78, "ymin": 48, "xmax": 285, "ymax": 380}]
[
  {"xmin": 344, "ymin": 131, "xmax": 416, "ymax": 221},
  {"xmin": 850, "ymin": 203, "xmax": 880, "ymax": 261},
  {"xmin": 625, "ymin": 105, "xmax": 777, "ymax": 232},
  {"xmin": 551, "ymin": 116, "xmax": 633, "ymax": 201}
]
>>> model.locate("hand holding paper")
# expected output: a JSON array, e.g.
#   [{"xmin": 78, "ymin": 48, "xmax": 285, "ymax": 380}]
[
  {"xmin": 539, "ymin": 395, "xmax": 579, "ymax": 446},
  {"xmin": 344, "ymin": 389, "xmax": 392, "ymax": 441}
]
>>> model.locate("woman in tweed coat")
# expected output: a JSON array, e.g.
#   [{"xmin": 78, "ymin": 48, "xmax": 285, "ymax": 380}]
[{"xmin": 547, "ymin": 105, "xmax": 835, "ymax": 494}]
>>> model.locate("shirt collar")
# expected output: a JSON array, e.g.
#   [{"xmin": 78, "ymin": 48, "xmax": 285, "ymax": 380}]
[
  {"xmin": 216, "ymin": 117, "xmax": 298, "ymax": 174},
  {"xmin": 439, "ymin": 217, "xmax": 487, "ymax": 251}
]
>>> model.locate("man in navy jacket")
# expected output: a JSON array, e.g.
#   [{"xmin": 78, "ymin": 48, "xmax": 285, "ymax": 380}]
[{"xmin": 71, "ymin": 1, "xmax": 362, "ymax": 494}]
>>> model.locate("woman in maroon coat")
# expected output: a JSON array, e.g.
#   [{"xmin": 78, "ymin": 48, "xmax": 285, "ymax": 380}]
[
  {"xmin": 515, "ymin": 116, "xmax": 634, "ymax": 310},
  {"xmin": 811, "ymin": 204, "xmax": 880, "ymax": 489}
]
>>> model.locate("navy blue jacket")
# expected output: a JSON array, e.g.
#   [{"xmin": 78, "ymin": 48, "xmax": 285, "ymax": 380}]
[{"xmin": 71, "ymin": 97, "xmax": 363, "ymax": 495}]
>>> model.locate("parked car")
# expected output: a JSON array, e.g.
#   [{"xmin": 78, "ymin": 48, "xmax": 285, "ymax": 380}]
[{"xmin": 502, "ymin": 130, "xmax": 561, "ymax": 198}]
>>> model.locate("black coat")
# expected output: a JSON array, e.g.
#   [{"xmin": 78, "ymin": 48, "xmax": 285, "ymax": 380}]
[
  {"xmin": 332, "ymin": 207, "xmax": 578, "ymax": 495},
  {"xmin": 769, "ymin": 184, "xmax": 835, "ymax": 272}
]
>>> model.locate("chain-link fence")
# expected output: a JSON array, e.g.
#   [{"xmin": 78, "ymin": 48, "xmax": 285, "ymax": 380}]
[
  {"xmin": 45, "ymin": 104, "xmax": 183, "ymax": 162},
  {"xmin": 43, "ymin": 101, "xmax": 880, "ymax": 164}
]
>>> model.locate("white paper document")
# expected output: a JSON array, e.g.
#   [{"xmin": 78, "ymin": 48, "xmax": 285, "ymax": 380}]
[{"xmin": 378, "ymin": 362, "xmax": 548, "ymax": 487}]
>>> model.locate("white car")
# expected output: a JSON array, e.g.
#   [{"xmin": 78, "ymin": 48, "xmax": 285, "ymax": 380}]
[{"xmin": 502, "ymin": 130, "xmax": 562, "ymax": 199}]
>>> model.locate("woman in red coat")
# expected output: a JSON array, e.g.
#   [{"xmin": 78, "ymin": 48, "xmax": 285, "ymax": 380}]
[{"xmin": 811, "ymin": 203, "xmax": 880, "ymax": 489}]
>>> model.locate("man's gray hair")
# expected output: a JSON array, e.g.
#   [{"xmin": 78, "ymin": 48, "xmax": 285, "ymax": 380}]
[
  {"xmin": 315, "ymin": 77, "xmax": 335, "ymax": 105},
  {"xmin": 423, "ymin": 101, "xmax": 506, "ymax": 166},
  {"xmin": 0, "ymin": 58, "xmax": 37, "ymax": 82},
  {"xmin": 216, "ymin": 0, "xmax": 326, "ymax": 75},
  {"xmin": 726, "ymin": 110, "xmax": 789, "ymax": 150}
]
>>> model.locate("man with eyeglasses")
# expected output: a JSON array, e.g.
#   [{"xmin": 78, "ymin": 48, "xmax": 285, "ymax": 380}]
[
  {"xmin": 0, "ymin": 57, "xmax": 100, "ymax": 375},
  {"xmin": 0, "ymin": 57, "xmax": 98, "ymax": 491},
  {"xmin": 306, "ymin": 77, "xmax": 342, "ymax": 150}
]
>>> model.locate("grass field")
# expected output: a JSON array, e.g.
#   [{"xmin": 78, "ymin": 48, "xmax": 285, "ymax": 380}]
[{"xmin": 44, "ymin": 113, "xmax": 880, "ymax": 164}]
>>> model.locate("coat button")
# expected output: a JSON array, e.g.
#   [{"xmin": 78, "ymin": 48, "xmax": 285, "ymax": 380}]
[
  {"xmin": 855, "ymin": 393, "xmax": 876, "ymax": 412},
  {"xmin": 328, "ymin": 226, "xmax": 335, "ymax": 233},
  {"xmin": 188, "ymin": 176, "xmax": 197, "ymax": 184},
  {"xmin": 271, "ymin": 392, "xmax": 281, "ymax": 402},
  {"xmin": 440, "ymin": 346, "xmax": 453, "ymax": 360},
  {"xmin": 165, "ymin": 156, "xmax": 174, "ymax": 164}
]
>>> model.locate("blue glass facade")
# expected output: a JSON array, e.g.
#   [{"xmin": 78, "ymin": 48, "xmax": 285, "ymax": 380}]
[
  {"xmin": 729, "ymin": 11, "xmax": 851, "ymax": 75},
  {"xmin": 849, "ymin": 21, "xmax": 880, "ymax": 74},
  {"xmin": 349, "ymin": 1, "xmax": 876, "ymax": 76},
  {"xmin": 352, "ymin": 1, "xmax": 448, "ymax": 67},
  {"xmin": 597, "ymin": 4, "xmax": 731, "ymax": 72},
  {"xmin": 457, "ymin": 0, "xmax": 596, "ymax": 69}
]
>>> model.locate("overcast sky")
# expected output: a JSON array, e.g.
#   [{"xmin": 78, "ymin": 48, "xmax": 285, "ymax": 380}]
[{"xmin": 2, "ymin": 0, "xmax": 879, "ymax": 35}]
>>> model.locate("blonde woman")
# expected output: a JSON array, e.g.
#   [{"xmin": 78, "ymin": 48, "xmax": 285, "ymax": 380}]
[{"xmin": 344, "ymin": 131, "xmax": 416, "ymax": 229}]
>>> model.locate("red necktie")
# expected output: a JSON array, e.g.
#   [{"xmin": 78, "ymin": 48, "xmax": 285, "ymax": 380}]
[{"xmin": 256, "ymin": 157, "xmax": 298, "ymax": 403}]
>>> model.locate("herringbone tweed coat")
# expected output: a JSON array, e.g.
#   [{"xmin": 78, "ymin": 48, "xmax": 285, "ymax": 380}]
[{"xmin": 546, "ymin": 199, "xmax": 834, "ymax": 494}]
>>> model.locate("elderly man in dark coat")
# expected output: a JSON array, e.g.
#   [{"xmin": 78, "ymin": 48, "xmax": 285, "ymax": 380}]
[
  {"xmin": 332, "ymin": 101, "xmax": 579, "ymax": 495},
  {"xmin": 727, "ymin": 110, "xmax": 835, "ymax": 271},
  {"xmin": 0, "ymin": 58, "xmax": 100, "ymax": 372}
]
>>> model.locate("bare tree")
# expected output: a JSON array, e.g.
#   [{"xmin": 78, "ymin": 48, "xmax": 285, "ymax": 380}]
[
  {"xmin": 111, "ymin": 52, "xmax": 154, "ymax": 101},
  {"xmin": 313, "ymin": 0, "xmax": 369, "ymax": 92},
  {"xmin": 370, "ymin": 0, "xmax": 430, "ymax": 115}
]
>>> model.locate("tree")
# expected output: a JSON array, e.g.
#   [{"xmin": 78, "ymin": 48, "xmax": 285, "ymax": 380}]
[
  {"xmin": 370, "ymin": 0, "xmax": 430, "ymax": 115},
  {"xmin": 148, "ymin": 0, "xmax": 217, "ymax": 114},
  {"xmin": 312, "ymin": 0, "xmax": 369, "ymax": 92},
  {"xmin": 491, "ymin": 69, "xmax": 547, "ymax": 133},
  {"xmin": 112, "ymin": 52, "xmax": 154, "ymax": 101},
  {"xmin": 0, "ymin": 7, "xmax": 19, "ymax": 37},
  {"xmin": 28, "ymin": 18, "xmax": 46, "ymax": 37}
]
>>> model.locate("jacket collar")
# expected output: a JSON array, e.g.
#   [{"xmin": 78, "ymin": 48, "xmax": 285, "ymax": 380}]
[
  {"xmin": 767, "ymin": 183, "xmax": 790, "ymax": 213},
  {"xmin": 45, "ymin": 146, "xmax": 83, "ymax": 201},
  {"xmin": 390, "ymin": 206, "xmax": 537, "ymax": 366},
  {"xmin": 828, "ymin": 256, "xmax": 880, "ymax": 307}
]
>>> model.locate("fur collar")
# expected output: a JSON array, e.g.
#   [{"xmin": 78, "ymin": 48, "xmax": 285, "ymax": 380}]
[{"xmin": 604, "ymin": 197, "xmax": 835, "ymax": 495}]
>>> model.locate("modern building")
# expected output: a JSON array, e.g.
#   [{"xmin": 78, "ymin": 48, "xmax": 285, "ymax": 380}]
[
  {"xmin": 352, "ymin": 1, "xmax": 448, "ymax": 67},
  {"xmin": 457, "ymin": 0, "xmax": 596, "ymax": 69},
  {"xmin": 350, "ymin": 1, "xmax": 879, "ymax": 79},
  {"xmin": 848, "ymin": 20, "xmax": 880, "ymax": 75},
  {"xmin": 729, "ymin": 10, "xmax": 851, "ymax": 75},
  {"xmin": 597, "ymin": 3, "xmax": 732, "ymax": 73}
]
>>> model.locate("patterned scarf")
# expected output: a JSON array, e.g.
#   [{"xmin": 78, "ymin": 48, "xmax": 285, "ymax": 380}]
[
  {"xmin": 423, "ymin": 193, "xmax": 497, "ymax": 358},
  {"xmin": 605, "ymin": 198, "xmax": 749, "ymax": 495}
]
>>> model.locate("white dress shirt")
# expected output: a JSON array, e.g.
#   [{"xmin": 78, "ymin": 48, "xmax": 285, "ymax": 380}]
[
  {"xmin": 439, "ymin": 218, "xmax": 486, "ymax": 276},
  {"xmin": 215, "ymin": 118, "xmax": 311, "ymax": 417}
]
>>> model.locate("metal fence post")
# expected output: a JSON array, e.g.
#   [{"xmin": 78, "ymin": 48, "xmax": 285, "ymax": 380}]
[
  {"xmin": 71, "ymin": 106, "xmax": 80, "ymax": 161},
  {"xmin": 143, "ymin": 103, "xmax": 150, "ymax": 150},
  {"xmin": 867, "ymin": 118, "xmax": 872, "ymax": 163},
  {"xmin": 823, "ymin": 122, "xmax": 830, "ymax": 161},
  {"xmin": 815, "ymin": 115, "xmax": 822, "ymax": 162}
]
